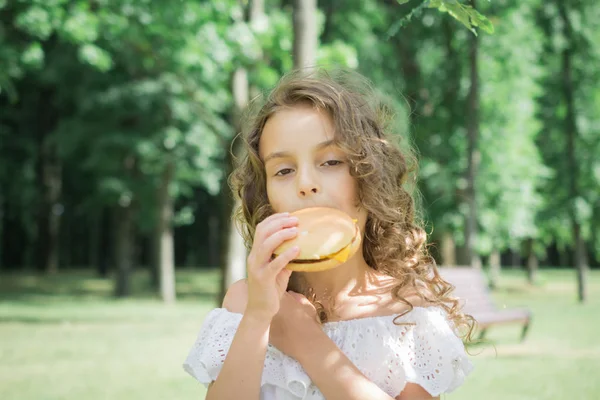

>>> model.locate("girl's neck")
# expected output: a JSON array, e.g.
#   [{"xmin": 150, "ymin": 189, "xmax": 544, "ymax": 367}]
[{"xmin": 289, "ymin": 255, "xmax": 386, "ymax": 321}]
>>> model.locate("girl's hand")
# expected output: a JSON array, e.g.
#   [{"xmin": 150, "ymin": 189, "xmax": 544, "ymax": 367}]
[
  {"xmin": 270, "ymin": 291, "xmax": 322, "ymax": 359},
  {"xmin": 245, "ymin": 212, "xmax": 300, "ymax": 322}
]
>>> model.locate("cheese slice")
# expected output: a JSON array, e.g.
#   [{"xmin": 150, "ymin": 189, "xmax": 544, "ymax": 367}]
[
  {"xmin": 330, "ymin": 223, "xmax": 358, "ymax": 263},
  {"xmin": 331, "ymin": 243, "xmax": 352, "ymax": 263}
]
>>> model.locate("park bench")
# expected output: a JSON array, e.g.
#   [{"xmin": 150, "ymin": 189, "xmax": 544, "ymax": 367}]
[{"xmin": 438, "ymin": 266, "xmax": 532, "ymax": 341}]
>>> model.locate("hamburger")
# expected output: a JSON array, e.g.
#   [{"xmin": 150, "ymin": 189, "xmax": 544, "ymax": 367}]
[{"xmin": 273, "ymin": 207, "xmax": 362, "ymax": 272}]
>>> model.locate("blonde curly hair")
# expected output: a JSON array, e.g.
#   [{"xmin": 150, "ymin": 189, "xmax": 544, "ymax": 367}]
[{"xmin": 229, "ymin": 68, "xmax": 475, "ymax": 341}]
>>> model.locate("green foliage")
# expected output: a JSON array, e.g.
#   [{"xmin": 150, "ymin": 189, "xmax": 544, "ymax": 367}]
[
  {"xmin": 390, "ymin": 0, "xmax": 494, "ymax": 38},
  {"xmin": 535, "ymin": 0, "xmax": 600, "ymax": 258},
  {"xmin": 429, "ymin": 0, "xmax": 494, "ymax": 35},
  {"xmin": 476, "ymin": 0, "xmax": 548, "ymax": 254},
  {"xmin": 1, "ymin": 0, "xmax": 242, "ymax": 238},
  {"xmin": 1, "ymin": 0, "xmax": 599, "ymax": 269}
]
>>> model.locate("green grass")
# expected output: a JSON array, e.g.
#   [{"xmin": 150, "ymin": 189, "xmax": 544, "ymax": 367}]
[
  {"xmin": 1, "ymin": 268, "xmax": 598, "ymax": 400},
  {"xmin": 0, "ymin": 269, "xmax": 219, "ymax": 400},
  {"xmin": 448, "ymin": 269, "xmax": 600, "ymax": 400}
]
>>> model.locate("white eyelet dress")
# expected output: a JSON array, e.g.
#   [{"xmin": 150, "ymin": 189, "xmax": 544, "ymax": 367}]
[{"xmin": 183, "ymin": 306, "xmax": 473, "ymax": 399}]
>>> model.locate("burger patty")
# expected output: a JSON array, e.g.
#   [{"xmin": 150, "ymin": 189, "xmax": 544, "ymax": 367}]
[
  {"xmin": 289, "ymin": 226, "xmax": 359, "ymax": 264},
  {"xmin": 289, "ymin": 258, "xmax": 330, "ymax": 264}
]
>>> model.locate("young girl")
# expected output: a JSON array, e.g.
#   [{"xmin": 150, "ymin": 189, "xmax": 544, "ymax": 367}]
[{"xmin": 183, "ymin": 69, "xmax": 475, "ymax": 400}]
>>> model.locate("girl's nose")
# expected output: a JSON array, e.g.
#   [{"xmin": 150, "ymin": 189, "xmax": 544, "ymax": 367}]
[
  {"xmin": 297, "ymin": 169, "xmax": 320, "ymax": 197},
  {"xmin": 299, "ymin": 186, "xmax": 319, "ymax": 196}
]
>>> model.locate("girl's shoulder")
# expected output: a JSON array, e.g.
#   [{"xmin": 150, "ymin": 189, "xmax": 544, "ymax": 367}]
[
  {"xmin": 184, "ymin": 304, "xmax": 473, "ymax": 397},
  {"xmin": 221, "ymin": 278, "xmax": 248, "ymax": 314},
  {"xmin": 321, "ymin": 304, "xmax": 460, "ymax": 341},
  {"xmin": 321, "ymin": 305, "xmax": 473, "ymax": 396}
]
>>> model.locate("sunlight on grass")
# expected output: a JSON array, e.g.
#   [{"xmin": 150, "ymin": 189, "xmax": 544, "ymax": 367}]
[
  {"xmin": 446, "ymin": 268, "xmax": 600, "ymax": 400},
  {"xmin": 1, "ymin": 268, "xmax": 598, "ymax": 400}
]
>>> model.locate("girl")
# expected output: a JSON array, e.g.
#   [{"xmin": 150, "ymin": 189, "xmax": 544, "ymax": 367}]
[{"xmin": 183, "ymin": 69, "xmax": 475, "ymax": 400}]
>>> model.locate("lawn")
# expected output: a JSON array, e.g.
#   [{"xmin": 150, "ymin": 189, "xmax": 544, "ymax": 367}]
[{"xmin": 0, "ymin": 268, "xmax": 598, "ymax": 400}]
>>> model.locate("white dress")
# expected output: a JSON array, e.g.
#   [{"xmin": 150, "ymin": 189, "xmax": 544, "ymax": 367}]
[{"xmin": 183, "ymin": 306, "xmax": 473, "ymax": 399}]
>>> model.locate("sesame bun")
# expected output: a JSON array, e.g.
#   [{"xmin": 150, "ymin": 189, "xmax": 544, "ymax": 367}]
[{"xmin": 273, "ymin": 207, "xmax": 362, "ymax": 272}]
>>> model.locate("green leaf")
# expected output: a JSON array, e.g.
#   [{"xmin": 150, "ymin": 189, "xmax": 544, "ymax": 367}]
[
  {"xmin": 78, "ymin": 44, "xmax": 113, "ymax": 72},
  {"xmin": 15, "ymin": 6, "xmax": 54, "ymax": 39},
  {"xmin": 462, "ymin": 4, "xmax": 495, "ymax": 33},
  {"xmin": 173, "ymin": 206, "xmax": 195, "ymax": 226},
  {"xmin": 428, "ymin": 0, "xmax": 495, "ymax": 35},
  {"xmin": 21, "ymin": 42, "xmax": 44, "ymax": 69},
  {"xmin": 62, "ymin": 8, "xmax": 99, "ymax": 43}
]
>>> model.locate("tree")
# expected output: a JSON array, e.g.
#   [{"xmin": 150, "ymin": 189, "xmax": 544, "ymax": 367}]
[
  {"xmin": 293, "ymin": 0, "xmax": 318, "ymax": 69},
  {"xmin": 464, "ymin": 0, "xmax": 480, "ymax": 268},
  {"xmin": 536, "ymin": 0, "xmax": 600, "ymax": 301},
  {"xmin": 557, "ymin": 0, "xmax": 588, "ymax": 302},
  {"xmin": 475, "ymin": 0, "xmax": 547, "ymax": 286}
]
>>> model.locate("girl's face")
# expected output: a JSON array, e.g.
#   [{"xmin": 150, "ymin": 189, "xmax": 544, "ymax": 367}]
[{"xmin": 259, "ymin": 104, "xmax": 367, "ymax": 230}]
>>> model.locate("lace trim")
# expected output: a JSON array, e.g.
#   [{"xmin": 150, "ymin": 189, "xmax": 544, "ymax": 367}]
[{"xmin": 183, "ymin": 306, "xmax": 473, "ymax": 398}]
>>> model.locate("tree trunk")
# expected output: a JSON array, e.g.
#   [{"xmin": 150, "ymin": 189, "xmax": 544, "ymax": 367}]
[
  {"xmin": 156, "ymin": 160, "xmax": 176, "ymax": 304},
  {"xmin": 224, "ymin": 198, "xmax": 248, "ymax": 283},
  {"xmin": 61, "ymin": 209, "xmax": 71, "ymax": 268},
  {"xmin": 218, "ymin": 0, "xmax": 267, "ymax": 303},
  {"xmin": 558, "ymin": 1, "xmax": 587, "ymax": 303},
  {"xmin": 440, "ymin": 231, "xmax": 456, "ymax": 267},
  {"xmin": 489, "ymin": 248, "xmax": 501, "ymax": 290},
  {"xmin": 114, "ymin": 204, "xmax": 134, "ymax": 297},
  {"xmin": 510, "ymin": 246, "xmax": 521, "ymax": 268},
  {"xmin": 573, "ymin": 226, "xmax": 587, "ymax": 301},
  {"xmin": 88, "ymin": 209, "xmax": 100, "ymax": 270},
  {"xmin": 440, "ymin": 18, "xmax": 463, "ymax": 270},
  {"xmin": 591, "ymin": 207, "xmax": 599, "ymax": 268},
  {"xmin": 36, "ymin": 140, "xmax": 62, "ymax": 274},
  {"xmin": 558, "ymin": 246, "xmax": 568, "ymax": 268},
  {"xmin": 455, "ymin": 243, "xmax": 470, "ymax": 267},
  {"xmin": 150, "ymin": 230, "xmax": 160, "ymax": 289},
  {"xmin": 293, "ymin": 0, "xmax": 318, "ymax": 69},
  {"xmin": 394, "ymin": 23, "xmax": 421, "ymax": 119},
  {"xmin": 219, "ymin": 71, "xmax": 250, "ymax": 304},
  {"xmin": 526, "ymin": 238, "xmax": 538, "ymax": 285},
  {"xmin": 208, "ymin": 214, "xmax": 220, "ymax": 267},
  {"xmin": 0, "ymin": 193, "xmax": 4, "ymax": 271},
  {"xmin": 219, "ymin": 193, "xmax": 246, "ymax": 304},
  {"xmin": 465, "ymin": 4, "xmax": 480, "ymax": 269},
  {"xmin": 184, "ymin": 228, "xmax": 197, "ymax": 268},
  {"xmin": 98, "ymin": 207, "xmax": 111, "ymax": 278},
  {"xmin": 34, "ymin": 86, "xmax": 62, "ymax": 274}
]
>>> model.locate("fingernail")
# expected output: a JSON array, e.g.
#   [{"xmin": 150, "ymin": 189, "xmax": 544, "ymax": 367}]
[{"xmin": 288, "ymin": 216, "xmax": 298, "ymax": 222}]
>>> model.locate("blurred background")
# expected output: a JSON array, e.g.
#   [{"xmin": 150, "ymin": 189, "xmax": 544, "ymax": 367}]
[{"xmin": 0, "ymin": 0, "xmax": 599, "ymax": 399}]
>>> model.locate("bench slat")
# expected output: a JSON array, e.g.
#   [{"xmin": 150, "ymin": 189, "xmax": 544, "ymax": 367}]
[{"xmin": 438, "ymin": 266, "xmax": 532, "ymax": 341}]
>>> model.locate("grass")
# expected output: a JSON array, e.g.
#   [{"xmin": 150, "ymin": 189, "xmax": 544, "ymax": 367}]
[
  {"xmin": 0, "ymin": 268, "xmax": 599, "ymax": 400},
  {"xmin": 0, "ymin": 269, "xmax": 219, "ymax": 400},
  {"xmin": 448, "ymin": 269, "xmax": 600, "ymax": 400}
]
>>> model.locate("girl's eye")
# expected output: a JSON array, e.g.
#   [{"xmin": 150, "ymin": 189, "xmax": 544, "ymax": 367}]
[
  {"xmin": 275, "ymin": 168, "xmax": 294, "ymax": 176},
  {"xmin": 323, "ymin": 160, "xmax": 342, "ymax": 166}
]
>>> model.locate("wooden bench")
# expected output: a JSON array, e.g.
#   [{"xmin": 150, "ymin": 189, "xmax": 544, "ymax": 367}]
[{"xmin": 438, "ymin": 267, "xmax": 532, "ymax": 341}]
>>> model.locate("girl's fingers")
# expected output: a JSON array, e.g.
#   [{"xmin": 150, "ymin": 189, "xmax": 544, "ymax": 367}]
[
  {"xmin": 267, "ymin": 245, "xmax": 300, "ymax": 275},
  {"xmin": 275, "ymin": 266, "xmax": 293, "ymax": 288},
  {"xmin": 259, "ymin": 227, "xmax": 299, "ymax": 262},
  {"xmin": 255, "ymin": 214, "xmax": 298, "ymax": 244}
]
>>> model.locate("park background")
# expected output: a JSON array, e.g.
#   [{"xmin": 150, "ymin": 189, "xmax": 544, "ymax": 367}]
[{"xmin": 0, "ymin": 0, "xmax": 599, "ymax": 399}]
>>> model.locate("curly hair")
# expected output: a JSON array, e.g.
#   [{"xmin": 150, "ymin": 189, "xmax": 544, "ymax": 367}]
[{"xmin": 229, "ymin": 68, "xmax": 475, "ymax": 341}]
